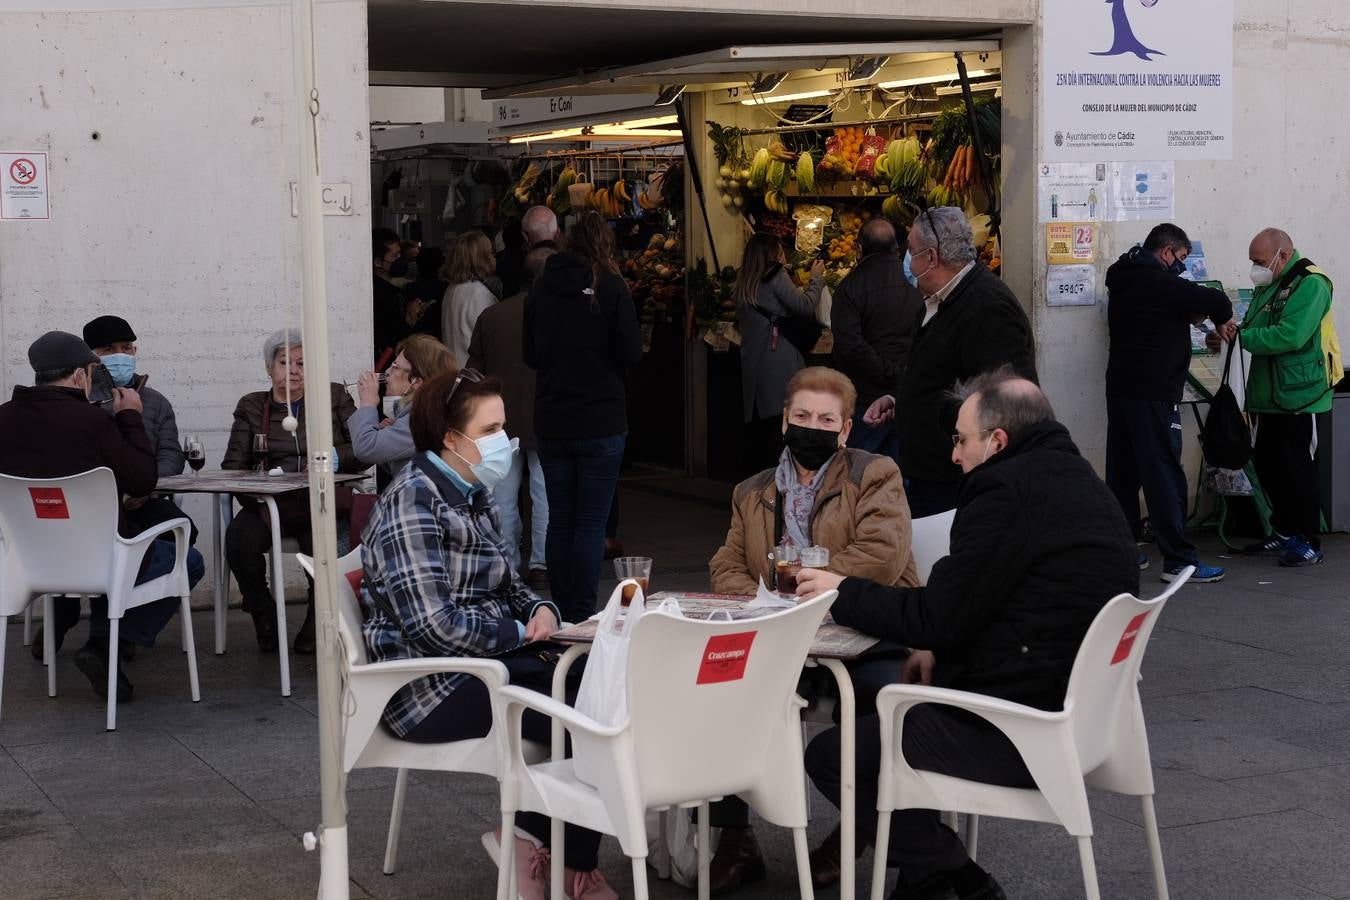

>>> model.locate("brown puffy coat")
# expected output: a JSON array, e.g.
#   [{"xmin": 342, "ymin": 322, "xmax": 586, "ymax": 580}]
[{"xmin": 709, "ymin": 448, "xmax": 919, "ymax": 594}]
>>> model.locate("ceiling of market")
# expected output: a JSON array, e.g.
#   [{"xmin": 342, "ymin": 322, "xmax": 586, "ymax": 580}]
[{"xmin": 368, "ymin": 0, "xmax": 1002, "ymax": 87}]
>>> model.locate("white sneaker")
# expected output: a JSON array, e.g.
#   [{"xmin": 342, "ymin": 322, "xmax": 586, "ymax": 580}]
[{"xmin": 482, "ymin": 829, "xmax": 550, "ymax": 900}]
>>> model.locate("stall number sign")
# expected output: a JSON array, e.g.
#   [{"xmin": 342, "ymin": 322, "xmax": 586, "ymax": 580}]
[
  {"xmin": 696, "ymin": 632, "xmax": 756, "ymax": 684},
  {"xmin": 1111, "ymin": 612, "xmax": 1151, "ymax": 665},
  {"xmin": 29, "ymin": 487, "xmax": 70, "ymax": 519},
  {"xmin": 1046, "ymin": 264, "xmax": 1098, "ymax": 307},
  {"xmin": 1046, "ymin": 223, "xmax": 1097, "ymax": 264}
]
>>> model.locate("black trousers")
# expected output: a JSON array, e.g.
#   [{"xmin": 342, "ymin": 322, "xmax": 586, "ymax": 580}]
[
  {"xmin": 904, "ymin": 479, "xmax": 959, "ymax": 519},
  {"xmin": 1106, "ymin": 397, "xmax": 1198, "ymax": 569},
  {"xmin": 805, "ymin": 703, "xmax": 1033, "ymax": 884},
  {"xmin": 224, "ymin": 508, "xmax": 313, "ymax": 615},
  {"xmin": 709, "ymin": 652, "xmax": 908, "ymax": 829},
  {"xmin": 1253, "ymin": 412, "xmax": 1322, "ymax": 548},
  {"xmin": 402, "ymin": 649, "xmax": 602, "ymax": 872}
]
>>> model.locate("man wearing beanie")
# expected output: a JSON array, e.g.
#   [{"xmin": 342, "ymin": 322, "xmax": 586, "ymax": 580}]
[
  {"xmin": 83, "ymin": 315, "xmax": 185, "ymax": 479},
  {"xmin": 0, "ymin": 331, "xmax": 205, "ymax": 700}
]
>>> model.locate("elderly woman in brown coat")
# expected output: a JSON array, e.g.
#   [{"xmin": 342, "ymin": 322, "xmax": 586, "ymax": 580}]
[{"xmin": 704, "ymin": 365, "xmax": 919, "ymax": 894}]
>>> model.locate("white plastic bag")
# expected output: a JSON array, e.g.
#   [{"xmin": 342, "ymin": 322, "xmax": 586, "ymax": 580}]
[
  {"xmin": 645, "ymin": 808, "xmax": 717, "ymax": 888},
  {"xmin": 573, "ymin": 579, "xmax": 645, "ymax": 786}
]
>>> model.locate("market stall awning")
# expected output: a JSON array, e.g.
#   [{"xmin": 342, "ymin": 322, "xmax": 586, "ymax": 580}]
[{"xmin": 481, "ymin": 40, "xmax": 1002, "ymax": 99}]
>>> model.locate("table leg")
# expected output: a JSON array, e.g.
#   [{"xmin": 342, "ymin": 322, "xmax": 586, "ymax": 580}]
[
  {"xmin": 819, "ymin": 658, "xmax": 856, "ymax": 899},
  {"xmin": 264, "ymin": 496, "xmax": 291, "ymax": 698},
  {"xmin": 214, "ymin": 495, "xmax": 228, "ymax": 655},
  {"xmin": 550, "ymin": 644, "xmax": 587, "ymax": 900}
]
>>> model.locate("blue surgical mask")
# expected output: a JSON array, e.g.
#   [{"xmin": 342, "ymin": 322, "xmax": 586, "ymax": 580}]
[
  {"xmin": 903, "ymin": 250, "xmax": 918, "ymax": 288},
  {"xmin": 454, "ymin": 429, "xmax": 517, "ymax": 487},
  {"xmin": 100, "ymin": 353, "xmax": 136, "ymax": 387}
]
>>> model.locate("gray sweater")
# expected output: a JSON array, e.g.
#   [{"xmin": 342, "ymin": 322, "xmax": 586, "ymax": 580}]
[{"xmin": 348, "ymin": 401, "xmax": 415, "ymax": 479}]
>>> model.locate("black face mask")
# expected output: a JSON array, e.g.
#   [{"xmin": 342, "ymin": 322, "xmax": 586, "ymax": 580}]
[
  {"xmin": 1167, "ymin": 257, "xmax": 1187, "ymax": 276},
  {"xmin": 783, "ymin": 424, "xmax": 841, "ymax": 472}
]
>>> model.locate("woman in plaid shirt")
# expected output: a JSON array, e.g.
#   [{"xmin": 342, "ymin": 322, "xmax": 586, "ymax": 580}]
[{"xmin": 360, "ymin": 368, "xmax": 616, "ymax": 900}]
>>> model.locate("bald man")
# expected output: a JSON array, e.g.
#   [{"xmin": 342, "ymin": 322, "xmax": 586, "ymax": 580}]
[
  {"xmin": 795, "ymin": 369, "xmax": 1137, "ymax": 898},
  {"xmin": 1239, "ymin": 228, "xmax": 1341, "ymax": 566},
  {"xmin": 521, "ymin": 205, "xmax": 560, "ymax": 251},
  {"xmin": 829, "ymin": 218, "xmax": 923, "ymax": 461}
]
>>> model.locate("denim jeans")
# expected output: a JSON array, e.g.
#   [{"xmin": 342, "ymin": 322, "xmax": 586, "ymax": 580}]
[
  {"xmin": 847, "ymin": 410, "xmax": 899, "ymax": 462},
  {"xmin": 84, "ymin": 539, "xmax": 207, "ymax": 647},
  {"xmin": 492, "ymin": 449, "xmax": 548, "ymax": 572},
  {"xmin": 536, "ymin": 433, "xmax": 626, "ymax": 624}
]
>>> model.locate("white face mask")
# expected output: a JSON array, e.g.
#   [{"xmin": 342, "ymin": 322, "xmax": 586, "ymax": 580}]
[{"xmin": 1250, "ymin": 251, "xmax": 1281, "ymax": 288}]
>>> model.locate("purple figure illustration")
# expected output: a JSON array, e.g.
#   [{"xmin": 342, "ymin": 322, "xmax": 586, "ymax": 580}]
[{"xmin": 1094, "ymin": 0, "xmax": 1165, "ymax": 61}]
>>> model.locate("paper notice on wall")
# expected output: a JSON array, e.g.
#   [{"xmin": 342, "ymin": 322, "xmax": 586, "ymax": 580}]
[
  {"xmin": 1, "ymin": 152, "xmax": 50, "ymax": 221},
  {"xmin": 1038, "ymin": 162, "xmax": 1107, "ymax": 223},
  {"xmin": 1046, "ymin": 264, "xmax": 1098, "ymax": 307},
  {"xmin": 1046, "ymin": 222, "xmax": 1098, "ymax": 265},
  {"xmin": 1106, "ymin": 161, "xmax": 1174, "ymax": 220}
]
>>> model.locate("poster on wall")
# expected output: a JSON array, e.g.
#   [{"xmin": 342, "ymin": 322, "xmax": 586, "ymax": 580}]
[
  {"xmin": 1, "ymin": 151, "xmax": 50, "ymax": 221},
  {"xmin": 1037, "ymin": 162, "xmax": 1107, "ymax": 223},
  {"xmin": 1042, "ymin": 0, "xmax": 1234, "ymax": 161},
  {"xmin": 1106, "ymin": 161, "xmax": 1175, "ymax": 220},
  {"xmin": 1046, "ymin": 264, "xmax": 1099, "ymax": 307},
  {"xmin": 1046, "ymin": 223, "xmax": 1098, "ymax": 264}
]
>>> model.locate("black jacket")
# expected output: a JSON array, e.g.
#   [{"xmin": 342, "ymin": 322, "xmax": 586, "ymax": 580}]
[
  {"xmin": 0, "ymin": 385, "xmax": 158, "ymax": 538},
  {"xmin": 829, "ymin": 251, "xmax": 923, "ymax": 408},
  {"xmin": 896, "ymin": 264, "xmax": 1037, "ymax": 485},
  {"xmin": 373, "ymin": 275, "xmax": 411, "ymax": 362},
  {"xmin": 523, "ymin": 252, "xmax": 643, "ymax": 441},
  {"xmin": 831, "ymin": 420, "xmax": 1139, "ymax": 711},
  {"xmin": 1105, "ymin": 247, "xmax": 1233, "ymax": 402}
]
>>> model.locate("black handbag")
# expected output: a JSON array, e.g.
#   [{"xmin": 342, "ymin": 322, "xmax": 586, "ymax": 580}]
[{"xmin": 1200, "ymin": 343, "xmax": 1252, "ymax": 470}]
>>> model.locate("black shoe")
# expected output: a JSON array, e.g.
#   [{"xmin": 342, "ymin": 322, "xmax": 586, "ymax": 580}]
[
  {"xmin": 890, "ymin": 873, "xmax": 960, "ymax": 900},
  {"xmin": 708, "ymin": 827, "xmax": 765, "ymax": 896},
  {"xmin": 74, "ymin": 643, "xmax": 134, "ymax": 702},
  {"xmin": 808, "ymin": 823, "xmax": 867, "ymax": 888},
  {"xmin": 293, "ymin": 603, "xmax": 316, "ymax": 655},
  {"xmin": 30, "ymin": 623, "xmax": 71, "ymax": 662},
  {"xmin": 119, "ymin": 639, "xmax": 136, "ymax": 662},
  {"xmin": 251, "ymin": 611, "xmax": 278, "ymax": 653}
]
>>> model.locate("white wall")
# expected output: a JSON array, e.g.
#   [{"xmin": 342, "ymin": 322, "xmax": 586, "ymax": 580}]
[
  {"xmin": 1030, "ymin": 0, "xmax": 1350, "ymax": 476},
  {"xmin": 369, "ymin": 85, "xmax": 444, "ymax": 124}
]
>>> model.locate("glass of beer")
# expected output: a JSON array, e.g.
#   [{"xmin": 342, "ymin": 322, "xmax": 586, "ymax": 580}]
[
  {"xmin": 800, "ymin": 545, "xmax": 830, "ymax": 570},
  {"xmin": 775, "ymin": 543, "xmax": 801, "ymax": 596},
  {"xmin": 614, "ymin": 557, "xmax": 652, "ymax": 607}
]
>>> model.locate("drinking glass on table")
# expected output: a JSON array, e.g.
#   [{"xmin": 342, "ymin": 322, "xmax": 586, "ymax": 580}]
[
  {"xmin": 251, "ymin": 433, "xmax": 269, "ymax": 474},
  {"xmin": 183, "ymin": 435, "xmax": 205, "ymax": 478},
  {"xmin": 614, "ymin": 557, "xmax": 652, "ymax": 607},
  {"xmin": 775, "ymin": 543, "xmax": 801, "ymax": 596},
  {"xmin": 799, "ymin": 546, "xmax": 830, "ymax": 570}
]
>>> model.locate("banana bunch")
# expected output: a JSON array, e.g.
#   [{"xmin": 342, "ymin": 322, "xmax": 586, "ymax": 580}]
[
  {"xmin": 588, "ymin": 183, "xmax": 627, "ymax": 219},
  {"xmin": 512, "ymin": 162, "xmax": 542, "ymax": 203},
  {"xmin": 881, "ymin": 139, "xmax": 925, "ymax": 201},
  {"xmin": 547, "ymin": 166, "xmax": 577, "ymax": 217},
  {"xmin": 763, "ymin": 189, "xmax": 790, "ymax": 214},
  {"xmin": 927, "ymin": 185, "xmax": 957, "ymax": 208},
  {"xmin": 795, "ymin": 152, "xmax": 816, "ymax": 194}
]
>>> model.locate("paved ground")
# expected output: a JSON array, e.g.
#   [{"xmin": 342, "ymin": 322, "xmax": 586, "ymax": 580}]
[{"xmin": 2, "ymin": 473, "xmax": 1348, "ymax": 899}]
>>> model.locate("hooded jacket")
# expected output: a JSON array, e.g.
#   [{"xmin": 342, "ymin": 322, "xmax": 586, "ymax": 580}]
[
  {"xmin": 829, "ymin": 251, "xmax": 923, "ymax": 408},
  {"xmin": 523, "ymin": 252, "xmax": 643, "ymax": 441},
  {"xmin": 1105, "ymin": 246, "xmax": 1233, "ymax": 402},
  {"xmin": 829, "ymin": 420, "xmax": 1139, "ymax": 711}
]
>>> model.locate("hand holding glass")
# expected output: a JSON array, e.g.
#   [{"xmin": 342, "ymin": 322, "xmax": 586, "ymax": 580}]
[{"xmin": 775, "ymin": 543, "xmax": 801, "ymax": 595}]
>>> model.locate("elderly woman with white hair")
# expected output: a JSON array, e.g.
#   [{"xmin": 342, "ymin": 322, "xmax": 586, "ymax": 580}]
[{"xmin": 221, "ymin": 328, "xmax": 360, "ymax": 654}]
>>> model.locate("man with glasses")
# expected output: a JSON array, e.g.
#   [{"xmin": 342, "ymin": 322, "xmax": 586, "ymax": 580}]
[
  {"xmin": 796, "ymin": 371, "xmax": 1137, "ymax": 900},
  {"xmin": 863, "ymin": 207, "xmax": 1036, "ymax": 517},
  {"xmin": 1104, "ymin": 223, "xmax": 1234, "ymax": 583}
]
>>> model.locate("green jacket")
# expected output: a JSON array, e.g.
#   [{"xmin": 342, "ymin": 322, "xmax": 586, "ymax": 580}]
[{"xmin": 1241, "ymin": 252, "xmax": 1335, "ymax": 414}]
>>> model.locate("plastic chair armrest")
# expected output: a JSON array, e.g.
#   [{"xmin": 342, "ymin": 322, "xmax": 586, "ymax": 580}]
[
  {"xmin": 348, "ymin": 656, "xmax": 510, "ymax": 691},
  {"xmin": 498, "ymin": 685, "xmax": 627, "ymax": 740},
  {"xmin": 875, "ymin": 683, "xmax": 1068, "ymax": 727},
  {"xmin": 116, "ymin": 516, "xmax": 193, "ymax": 550}
]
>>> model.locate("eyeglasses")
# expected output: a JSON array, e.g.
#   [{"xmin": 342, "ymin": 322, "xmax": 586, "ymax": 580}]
[
  {"xmin": 444, "ymin": 367, "xmax": 484, "ymax": 407},
  {"xmin": 387, "ymin": 362, "xmax": 414, "ymax": 376},
  {"xmin": 922, "ymin": 207, "xmax": 944, "ymax": 261},
  {"xmin": 951, "ymin": 428, "xmax": 995, "ymax": 448}
]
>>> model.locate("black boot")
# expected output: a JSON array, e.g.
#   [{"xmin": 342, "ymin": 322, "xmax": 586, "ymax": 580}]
[
  {"xmin": 251, "ymin": 610, "xmax": 278, "ymax": 653},
  {"xmin": 74, "ymin": 641, "xmax": 134, "ymax": 702},
  {"xmin": 708, "ymin": 827, "xmax": 765, "ymax": 896},
  {"xmin": 293, "ymin": 601, "xmax": 316, "ymax": 655}
]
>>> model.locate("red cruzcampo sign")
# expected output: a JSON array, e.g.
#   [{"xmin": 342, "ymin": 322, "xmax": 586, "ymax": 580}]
[
  {"xmin": 1110, "ymin": 612, "xmax": 1150, "ymax": 665},
  {"xmin": 29, "ymin": 487, "xmax": 70, "ymax": 519},
  {"xmin": 696, "ymin": 631, "xmax": 756, "ymax": 684}
]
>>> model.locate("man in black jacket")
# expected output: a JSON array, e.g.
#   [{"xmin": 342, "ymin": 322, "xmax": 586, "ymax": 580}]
[
  {"xmin": 796, "ymin": 372, "xmax": 1138, "ymax": 900},
  {"xmin": 864, "ymin": 207, "xmax": 1037, "ymax": 517},
  {"xmin": 830, "ymin": 219, "xmax": 922, "ymax": 461},
  {"xmin": 1105, "ymin": 223, "xmax": 1234, "ymax": 583}
]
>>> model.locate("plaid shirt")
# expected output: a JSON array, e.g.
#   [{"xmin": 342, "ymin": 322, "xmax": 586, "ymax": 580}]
[{"xmin": 361, "ymin": 454, "xmax": 557, "ymax": 737}]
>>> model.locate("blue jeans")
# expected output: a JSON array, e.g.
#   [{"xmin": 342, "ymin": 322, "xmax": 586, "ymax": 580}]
[
  {"xmin": 537, "ymin": 433, "xmax": 626, "ymax": 624},
  {"xmin": 1106, "ymin": 397, "xmax": 1198, "ymax": 569},
  {"xmin": 86, "ymin": 540, "xmax": 207, "ymax": 647},
  {"xmin": 848, "ymin": 410, "xmax": 899, "ymax": 461}
]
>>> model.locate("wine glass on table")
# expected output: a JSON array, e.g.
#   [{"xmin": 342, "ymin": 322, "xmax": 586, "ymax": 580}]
[
  {"xmin": 252, "ymin": 433, "xmax": 270, "ymax": 474},
  {"xmin": 183, "ymin": 435, "xmax": 205, "ymax": 479}
]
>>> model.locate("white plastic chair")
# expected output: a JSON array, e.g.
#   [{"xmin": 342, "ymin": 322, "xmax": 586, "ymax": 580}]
[
  {"xmin": 296, "ymin": 550, "xmax": 546, "ymax": 874},
  {"xmin": 0, "ymin": 468, "xmax": 199, "ymax": 730},
  {"xmin": 868, "ymin": 568, "xmax": 1191, "ymax": 900},
  {"xmin": 909, "ymin": 509, "xmax": 956, "ymax": 585},
  {"xmin": 496, "ymin": 589, "xmax": 838, "ymax": 900}
]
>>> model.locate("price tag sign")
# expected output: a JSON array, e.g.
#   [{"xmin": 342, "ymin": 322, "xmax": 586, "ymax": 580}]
[
  {"xmin": 1046, "ymin": 222, "xmax": 1097, "ymax": 264},
  {"xmin": 1046, "ymin": 264, "xmax": 1098, "ymax": 307}
]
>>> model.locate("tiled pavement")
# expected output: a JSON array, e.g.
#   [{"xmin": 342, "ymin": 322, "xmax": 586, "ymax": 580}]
[{"xmin": 2, "ymin": 473, "xmax": 1348, "ymax": 898}]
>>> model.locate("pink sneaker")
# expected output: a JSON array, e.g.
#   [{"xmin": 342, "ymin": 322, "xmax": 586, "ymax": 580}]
[
  {"xmin": 565, "ymin": 867, "xmax": 618, "ymax": 900},
  {"xmin": 481, "ymin": 829, "xmax": 550, "ymax": 900}
]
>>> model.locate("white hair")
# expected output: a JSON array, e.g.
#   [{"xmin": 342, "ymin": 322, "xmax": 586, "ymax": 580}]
[
  {"xmin": 263, "ymin": 327, "xmax": 302, "ymax": 366},
  {"xmin": 522, "ymin": 205, "xmax": 559, "ymax": 246},
  {"xmin": 913, "ymin": 206, "xmax": 977, "ymax": 266}
]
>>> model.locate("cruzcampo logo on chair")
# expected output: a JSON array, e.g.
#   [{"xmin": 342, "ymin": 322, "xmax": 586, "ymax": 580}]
[{"xmin": 1095, "ymin": 0, "xmax": 1166, "ymax": 62}]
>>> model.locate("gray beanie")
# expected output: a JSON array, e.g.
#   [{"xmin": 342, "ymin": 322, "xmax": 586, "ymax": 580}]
[{"xmin": 28, "ymin": 331, "xmax": 99, "ymax": 373}]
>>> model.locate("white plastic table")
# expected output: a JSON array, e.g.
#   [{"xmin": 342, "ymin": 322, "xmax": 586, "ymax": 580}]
[
  {"xmin": 547, "ymin": 592, "xmax": 878, "ymax": 899},
  {"xmin": 156, "ymin": 470, "xmax": 365, "ymax": 696}
]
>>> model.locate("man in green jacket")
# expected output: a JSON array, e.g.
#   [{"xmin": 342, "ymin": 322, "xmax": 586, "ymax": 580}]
[{"xmin": 1240, "ymin": 228, "xmax": 1340, "ymax": 566}]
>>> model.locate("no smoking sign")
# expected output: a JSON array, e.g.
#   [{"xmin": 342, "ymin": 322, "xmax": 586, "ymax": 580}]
[
  {"xmin": 1, "ymin": 151, "xmax": 49, "ymax": 220},
  {"xmin": 9, "ymin": 158, "xmax": 37, "ymax": 185}
]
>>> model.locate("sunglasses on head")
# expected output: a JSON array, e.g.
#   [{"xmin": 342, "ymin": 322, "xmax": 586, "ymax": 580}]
[{"xmin": 444, "ymin": 368, "xmax": 484, "ymax": 408}]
